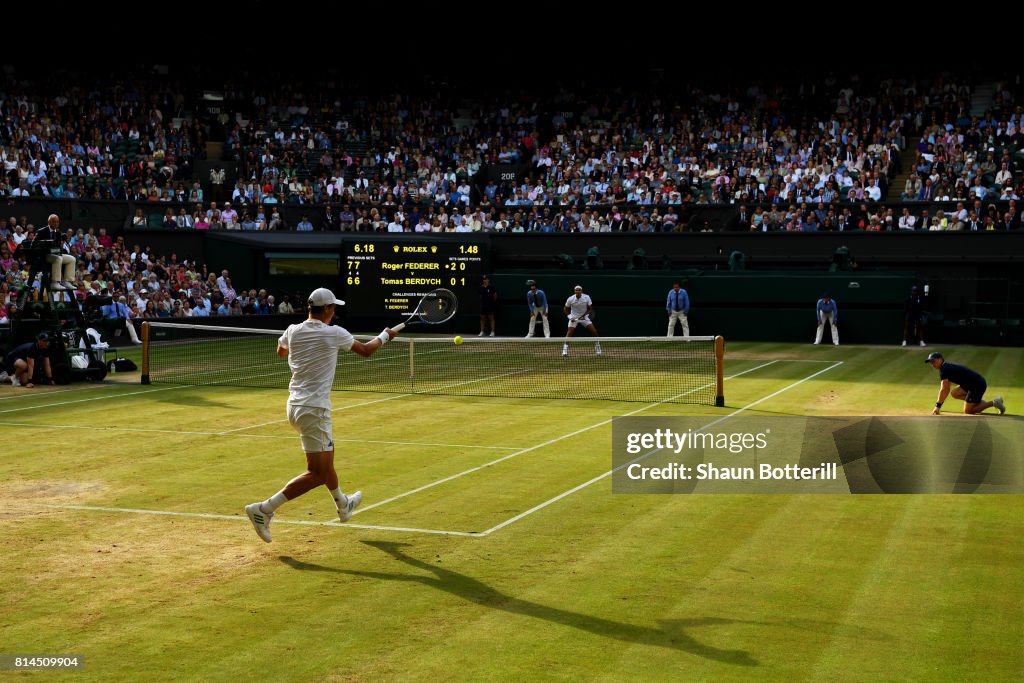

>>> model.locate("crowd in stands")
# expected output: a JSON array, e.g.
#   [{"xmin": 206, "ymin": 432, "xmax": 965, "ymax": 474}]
[
  {"xmin": 212, "ymin": 78, "xmax": 914, "ymax": 230},
  {"xmin": 3, "ymin": 67, "xmax": 1024, "ymax": 231},
  {"xmin": 0, "ymin": 74, "xmax": 203, "ymax": 201},
  {"xmin": 0, "ymin": 216, "xmax": 298, "ymax": 325}
]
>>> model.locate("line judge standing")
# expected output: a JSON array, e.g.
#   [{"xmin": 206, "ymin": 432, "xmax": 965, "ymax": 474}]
[
  {"xmin": 814, "ymin": 292, "xmax": 839, "ymax": 346},
  {"xmin": 525, "ymin": 279, "xmax": 550, "ymax": 338},
  {"xmin": 666, "ymin": 281, "xmax": 690, "ymax": 336}
]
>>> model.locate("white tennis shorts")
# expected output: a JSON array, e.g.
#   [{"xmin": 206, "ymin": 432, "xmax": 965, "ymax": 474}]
[
  {"xmin": 287, "ymin": 404, "xmax": 334, "ymax": 453},
  {"xmin": 568, "ymin": 316, "xmax": 592, "ymax": 329}
]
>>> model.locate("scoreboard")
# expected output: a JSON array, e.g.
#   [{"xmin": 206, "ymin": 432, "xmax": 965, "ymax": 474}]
[{"xmin": 343, "ymin": 238, "xmax": 485, "ymax": 316}]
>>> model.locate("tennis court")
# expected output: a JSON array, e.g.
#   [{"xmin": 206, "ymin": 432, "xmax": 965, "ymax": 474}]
[{"xmin": 1, "ymin": 341, "xmax": 1021, "ymax": 681}]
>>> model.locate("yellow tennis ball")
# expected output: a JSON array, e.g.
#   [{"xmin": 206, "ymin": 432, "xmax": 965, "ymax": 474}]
[{"xmin": 453, "ymin": 335, "xmax": 463, "ymax": 345}]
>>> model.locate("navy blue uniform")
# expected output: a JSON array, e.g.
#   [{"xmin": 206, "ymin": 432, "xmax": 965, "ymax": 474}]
[
  {"xmin": 905, "ymin": 292, "xmax": 924, "ymax": 321},
  {"xmin": 4, "ymin": 342, "xmax": 43, "ymax": 375},
  {"xmin": 479, "ymin": 284, "xmax": 497, "ymax": 314},
  {"xmin": 939, "ymin": 362, "xmax": 987, "ymax": 403}
]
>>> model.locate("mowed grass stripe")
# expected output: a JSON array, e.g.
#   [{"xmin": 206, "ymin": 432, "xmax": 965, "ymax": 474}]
[
  {"xmin": 751, "ymin": 345, "xmax": 1020, "ymax": 417},
  {"xmin": 0, "ymin": 383, "xmax": 402, "ymax": 432},
  {"xmin": 807, "ymin": 496, "xmax": 1024, "ymax": 679},
  {"xmin": 0, "ymin": 422, "xmax": 519, "ymax": 449},
  {"xmin": 364, "ymin": 496, "xmax": 790, "ymax": 679},
  {"xmin": 346, "ymin": 360, "xmax": 777, "ymax": 525}
]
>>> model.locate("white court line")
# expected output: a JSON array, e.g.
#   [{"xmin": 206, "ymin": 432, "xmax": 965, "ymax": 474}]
[
  {"xmin": 13, "ymin": 361, "xmax": 783, "ymax": 538},
  {"xmin": 217, "ymin": 394, "xmax": 409, "ymax": 434},
  {"xmin": 0, "ymin": 360, "xmax": 298, "ymax": 415},
  {"xmin": 0, "ymin": 383, "xmax": 123, "ymax": 401},
  {"xmin": 0, "ymin": 361, "xmax": 384, "ymax": 416},
  {"xmin": 0, "ymin": 422, "xmax": 521, "ymax": 450},
  {"xmin": 12, "ymin": 361, "xmax": 817, "ymax": 539},
  {"xmin": 19, "ymin": 503, "xmax": 480, "ymax": 537},
  {"xmin": 479, "ymin": 360, "xmax": 845, "ymax": 536},
  {"xmin": 310, "ymin": 437, "xmax": 518, "ymax": 450},
  {"xmin": 218, "ymin": 367, "xmax": 532, "ymax": 435},
  {"xmin": 729, "ymin": 358, "xmax": 838, "ymax": 363},
  {"xmin": 0, "ymin": 384, "xmax": 189, "ymax": 415},
  {"xmin": 344, "ymin": 360, "xmax": 779, "ymax": 520}
]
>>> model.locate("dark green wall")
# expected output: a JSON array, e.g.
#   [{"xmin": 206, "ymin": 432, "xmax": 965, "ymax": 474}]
[
  {"xmin": 111, "ymin": 230, "xmax": 1020, "ymax": 345},
  {"xmin": 489, "ymin": 271, "xmax": 915, "ymax": 343}
]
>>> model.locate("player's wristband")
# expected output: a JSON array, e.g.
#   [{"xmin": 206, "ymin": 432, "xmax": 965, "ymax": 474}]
[
  {"xmin": 376, "ymin": 330, "xmax": 390, "ymax": 345},
  {"xmin": 935, "ymin": 402, "xmax": 943, "ymax": 408}
]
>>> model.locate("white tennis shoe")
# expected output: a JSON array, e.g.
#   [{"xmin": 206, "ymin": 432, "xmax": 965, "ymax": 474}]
[
  {"xmin": 993, "ymin": 396, "xmax": 1006, "ymax": 415},
  {"xmin": 245, "ymin": 502, "xmax": 273, "ymax": 542},
  {"xmin": 337, "ymin": 491, "xmax": 363, "ymax": 522}
]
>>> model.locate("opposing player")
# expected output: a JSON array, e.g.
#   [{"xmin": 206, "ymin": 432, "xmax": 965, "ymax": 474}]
[
  {"xmin": 562, "ymin": 285, "xmax": 601, "ymax": 357},
  {"xmin": 245, "ymin": 287, "xmax": 397, "ymax": 542},
  {"xmin": 925, "ymin": 351, "xmax": 1006, "ymax": 415}
]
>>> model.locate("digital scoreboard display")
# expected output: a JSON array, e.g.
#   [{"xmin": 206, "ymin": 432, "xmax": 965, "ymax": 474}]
[{"xmin": 343, "ymin": 238, "xmax": 485, "ymax": 316}]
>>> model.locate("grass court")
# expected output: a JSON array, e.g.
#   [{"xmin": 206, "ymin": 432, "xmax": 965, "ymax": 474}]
[{"xmin": 1, "ymin": 341, "xmax": 1021, "ymax": 681}]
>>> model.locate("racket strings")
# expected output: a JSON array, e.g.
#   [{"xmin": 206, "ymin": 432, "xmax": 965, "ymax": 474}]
[{"xmin": 417, "ymin": 289, "xmax": 458, "ymax": 324}]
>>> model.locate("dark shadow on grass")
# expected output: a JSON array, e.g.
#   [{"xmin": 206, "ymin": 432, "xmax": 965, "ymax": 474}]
[
  {"xmin": 280, "ymin": 541, "xmax": 758, "ymax": 666},
  {"xmin": 152, "ymin": 391, "xmax": 233, "ymax": 408}
]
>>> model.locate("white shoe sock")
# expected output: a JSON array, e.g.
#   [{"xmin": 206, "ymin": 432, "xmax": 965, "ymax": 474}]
[
  {"xmin": 329, "ymin": 486, "xmax": 347, "ymax": 508},
  {"xmin": 261, "ymin": 491, "xmax": 288, "ymax": 514}
]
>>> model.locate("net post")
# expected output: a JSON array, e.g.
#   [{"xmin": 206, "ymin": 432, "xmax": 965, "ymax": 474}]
[
  {"xmin": 714, "ymin": 335, "xmax": 725, "ymax": 407},
  {"xmin": 140, "ymin": 321, "xmax": 151, "ymax": 385}
]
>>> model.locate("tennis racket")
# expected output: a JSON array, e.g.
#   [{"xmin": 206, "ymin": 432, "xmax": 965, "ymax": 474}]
[
  {"xmin": 568, "ymin": 309, "xmax": 592, "ymax": 324},
  {"xmin": 392, "ymin": 288, "xmax": 458, "ymax": 332}
]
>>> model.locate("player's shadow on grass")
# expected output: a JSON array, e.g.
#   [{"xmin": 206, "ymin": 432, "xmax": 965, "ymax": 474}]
[
  {"xmin": 152, "ymin": 392, "xmax": 233, "ymax": 408},
  {"xmin": 280, "ymin": 541, "xmax": 758, "ymax": 666}
]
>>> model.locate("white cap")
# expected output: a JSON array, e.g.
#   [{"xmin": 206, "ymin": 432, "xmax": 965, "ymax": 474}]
[{"xmin": 308, "ymin": 287, "xmax": 345, "ymax": 307}]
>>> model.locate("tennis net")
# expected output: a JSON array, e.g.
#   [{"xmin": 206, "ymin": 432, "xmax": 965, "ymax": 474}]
[{"xmin": 141, "ymin": 322, "xmax": 725, "ymax": 405}]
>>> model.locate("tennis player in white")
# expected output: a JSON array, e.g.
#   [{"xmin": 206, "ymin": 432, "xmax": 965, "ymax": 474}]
[
  {"xmin": 245, "ymin": 287, "xmax": 396, "ymax": 543},
  {"xmin": 562, "ymin": 285, "xmax": 601, "ymax": 357}
]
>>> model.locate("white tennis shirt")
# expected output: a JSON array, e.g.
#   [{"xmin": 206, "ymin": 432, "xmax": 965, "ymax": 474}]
[
  {"xmin": 278, "ymin": 319, "xmax": 354, "ymax": 408},
  {"xmin": 564, "ymin": 293, "xmax": 592, "ymax": 319}
]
